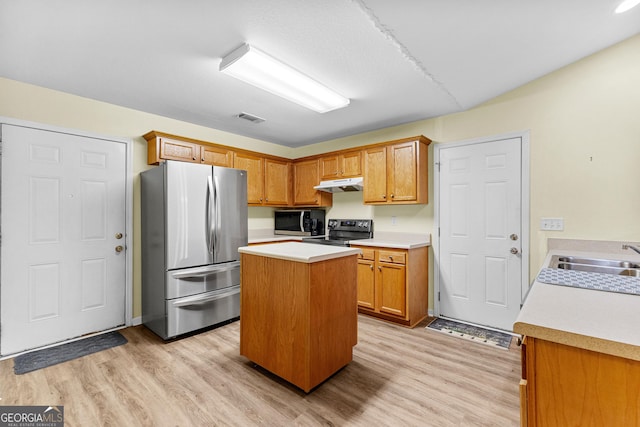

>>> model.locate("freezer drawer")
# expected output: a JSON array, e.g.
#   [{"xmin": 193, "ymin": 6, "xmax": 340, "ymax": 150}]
[
  {"xmin": 167, "ymin": 261, "xmax": 240, "ymax": 299},
  {"xmin": 166, "ymin": 286, "xmax": 240, "ymax": 338}
]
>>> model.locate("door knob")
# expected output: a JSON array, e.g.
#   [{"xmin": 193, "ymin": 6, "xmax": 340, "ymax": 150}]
[
  {"xmin": 115, "ymin": 232, "xmax": 123, "ymax": 239},
  {"xmin": 115, "ymin": 245, "xmax": 124, "ymax": 253},
  {"xmin": 510, "ymin": 234, "xmax": 519, "ymax": 241},
  {"xmin": 510, "ymin": 247, "xmax": 519, "ymax": 255}
]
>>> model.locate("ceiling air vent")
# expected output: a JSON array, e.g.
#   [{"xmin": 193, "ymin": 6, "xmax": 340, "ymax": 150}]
[{"xmin": 237, "ymin": 112, "xmax": 265, "ymax": 124}]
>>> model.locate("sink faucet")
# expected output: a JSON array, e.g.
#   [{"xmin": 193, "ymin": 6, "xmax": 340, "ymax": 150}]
[{"xmin": 622, "ymin": 244, "xmax": 640, "ymax": 254}]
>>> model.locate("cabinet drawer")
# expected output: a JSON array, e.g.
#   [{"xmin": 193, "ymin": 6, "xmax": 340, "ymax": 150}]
[
  {"xmin": 358, "ymin": 248, "xmax": 375, "ymax": 260},
  {"xmin": 378, "ymin": 250, "xmax": 406, "ymax": 264}
]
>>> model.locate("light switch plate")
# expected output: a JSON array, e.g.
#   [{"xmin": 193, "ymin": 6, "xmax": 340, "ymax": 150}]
[{"xmin": 540, "ymin": 217, "xmax": 564, "ymax": 231}]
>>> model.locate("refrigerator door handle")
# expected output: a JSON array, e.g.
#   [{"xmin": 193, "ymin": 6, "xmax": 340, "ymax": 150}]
[
  {"xmin": 214, "ymin": 175, "xmax": 220, "ymax": 259},
  {"xmin": 171, "ymin": 286, "xmax": 240, "ymax": 308},
  {"xmin": 207, "ymin": 175, "xmax": 215, "ymax": 255},
  {"xmin": 170, "ymin": 261, "xmax": 241, "ymax": 279}
]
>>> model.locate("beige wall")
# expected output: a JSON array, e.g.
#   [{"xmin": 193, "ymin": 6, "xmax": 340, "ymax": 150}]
[{"xmin": 2, "ymin": 33, "xmax": 639, "ymax": 319}]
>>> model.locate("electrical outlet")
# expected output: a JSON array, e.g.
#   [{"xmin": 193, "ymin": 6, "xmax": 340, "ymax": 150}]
[{"xmin": 540, "ymin": 217, "xmax": 564, "ymax": 231}]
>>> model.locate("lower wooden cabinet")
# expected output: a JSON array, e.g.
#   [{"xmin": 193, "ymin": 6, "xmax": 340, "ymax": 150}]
[
  {"xmin": 351, "ymin": 245, "xmax": 428, "ymax": 327},
  {"xmin": 520, "ymin": 336, "xmax": 640, "ymax": 426}
]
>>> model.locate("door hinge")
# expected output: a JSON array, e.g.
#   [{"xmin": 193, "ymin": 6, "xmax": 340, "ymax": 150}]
[
  {"xmin": 438, "ymin": 291, "xmax": 440, "ymax": 301},
  {"xmin": 438, "ymin": 227, "xmax": 440, "ymax": 237},
  {"xmin": 435, "ymin": 161, "xmax": 441, "ymax": 172}
]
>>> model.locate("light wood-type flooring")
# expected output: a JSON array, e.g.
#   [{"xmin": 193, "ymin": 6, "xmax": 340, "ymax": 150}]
[{"xmin": 0, "ymin": 315, "xmax": 521, "ymax": 426}]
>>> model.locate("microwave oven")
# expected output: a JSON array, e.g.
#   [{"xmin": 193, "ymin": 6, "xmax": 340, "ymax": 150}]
[{"xmin": 274, "ymin": 209, "xmax": 325, "ymax": 236}]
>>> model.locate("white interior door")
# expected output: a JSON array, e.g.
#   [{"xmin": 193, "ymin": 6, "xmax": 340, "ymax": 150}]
[
  {"xmin": 437, "ymin": 136, "xmax": 524, "ymax": 331},
  {"xmin": 1, "ymin": 124, "xmax": 127, "ymax": 355}
]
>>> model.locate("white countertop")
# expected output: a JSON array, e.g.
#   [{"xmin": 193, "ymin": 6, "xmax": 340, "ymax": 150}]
[
  {"xmin": 514, "ymin": 248, "xmax": 640, "ymax": 361},
  {"xmin": 247, "ymin": 229, "xmax": 318, "ymax": 244},
  {"xmin": 248, "ymin": 229, "xmax": 430, "ymax": 249},
  {"xmin": 239, "ymin": 242, "xmax": 361, "ymax": 263},
  {"xmin": 350, "ymin": 232, "xmax": 431, "ymax": 249}
]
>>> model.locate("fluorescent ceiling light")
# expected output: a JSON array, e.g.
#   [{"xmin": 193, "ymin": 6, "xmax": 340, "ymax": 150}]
[
  {"xmin": 615, "ymin": 0, "xmax": 640, "ymax": 13},
  {"xmin": 220, "ymin": 44, "xmax": 350, "ymax": 113}
]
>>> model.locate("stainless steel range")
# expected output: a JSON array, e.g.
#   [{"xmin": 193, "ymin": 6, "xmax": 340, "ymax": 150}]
[{"xmin": 302, "ymin": 219, "xmax": 373, "ymax": 246}]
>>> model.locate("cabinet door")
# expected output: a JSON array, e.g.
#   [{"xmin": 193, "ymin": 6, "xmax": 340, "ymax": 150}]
[
  {"xmin": 293, "ymin": 159, "xmax": 321, "ymax": 205},
  {"xmin": 201, "ymin": 145, "xmax": 233, "ymax": 167},
  {"xmin": 341, "ymin": 151, "xmax": 362, "ymax": 178},
  {"xmin": 320, "ymin": 156, "xmax": 340, "ymax": 180},
  {"xmin": 377, "ymin": 262, "xmax": 406, "ymax": 317},
  {"xmin": 264, "ymin": 158, "xmax": 291, "ymax": 206},
  {"xmin": 234, "ymin": 153, "xmax": 264, "ymax": 205},
  {"xmin": 356, "ymin": 259, "xmax": 375, "ymax": 309},
  {"xmin": 387, "ymin": 141, "xmax": 417, "ymax": 202},
  {"xmin": 159, "ymin": 137, "xmax": 200, "ymax": 163},
  {"xmin": 363, "ymin": 146, "xmax": 387, "ymax": 203}
]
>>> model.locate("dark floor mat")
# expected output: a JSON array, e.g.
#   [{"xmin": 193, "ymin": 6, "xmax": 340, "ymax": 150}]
[
  {"xmin": 427, "ymin": 318, "xmax": 513, "ymax": 349},
  {"xmin": 13, "ymin": 331, "xmax": 127, "ymax": 375}
]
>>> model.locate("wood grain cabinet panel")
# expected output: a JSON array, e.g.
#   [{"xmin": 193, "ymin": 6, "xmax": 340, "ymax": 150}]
[
  {"xmin": 240, "ymin": 252, "xmax": 358, "ymax": 392},
  {"xmin": 201, "ymin": 145, "xmax": 233, "ymax": 167},
  {"xmin": 352, "ymin": 245, "xmax": 428, "ymax": 327},
  {"xmin": 233, "ymin": 152, "xmax": 264, "ymax": 205},
  {"xmin": 264, "ymin": 158, "xmax": 291, "ymax": 206},
  {"xmin": 363, "ymin": 136, "xmax": 430, "ymax": 205},
  {"xmin": 520, "ymin": 336, "xmax": 640, "ymax": 426},
  {"xmin": 293, "ymin": 159, "xmax": 332, "ymax": 206},
  {"xmin": 320, "ymin": 151, "xmax": 362, "ymax": 180},
  {"xmin": 158, "ymin": 137, "xmax": 200, "ymax": 163}
]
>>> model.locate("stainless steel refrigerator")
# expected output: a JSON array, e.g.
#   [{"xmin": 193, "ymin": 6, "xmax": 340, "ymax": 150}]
[{"xmin": 141, "ymin": 160, "xmax": 248, "ymax": 339}]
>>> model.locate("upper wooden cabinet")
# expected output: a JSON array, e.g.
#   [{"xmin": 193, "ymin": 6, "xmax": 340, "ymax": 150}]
[
  {"xmin": 363, "ymin": 136, "xmax": 430, "ymax": 205},
  {"xmin": 145, "ymin": 131, "xmax": 431, "ymax": 208},
  {"xmin": 146, "ymin": 132, "xmax": 232, "ymax": 167},
  {"xmin": 148, "ymin": 135, "xmax": 200, "ymax": 164},
  {"xmin": 319, "ymin": 150, "xmax": 362, "ymax": 180},
  {"xmin": 264, "ymin": 158, "xmax": 291, "ymax": 206},
  {"xmin": 233, "ymin": 152, "xmax": 264, "ymax": 205},
  {"xmin": 201, "ymin": 145, "xmax": 233, "ymax": 167},
  {"xmin": 234, "ymin": 153, "xmax": 291, "ymax": 206},
  {"xmin": 293, "ymin": 159, "xmax": 332, "ymax": 207}
]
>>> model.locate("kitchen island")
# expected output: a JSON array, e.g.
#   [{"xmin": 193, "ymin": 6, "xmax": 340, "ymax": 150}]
[
  {"xmin": 514, "ymin": 245, "xmax": 640, "ymax": 426},
  {"xmin": 238, "ymin": 242, "xmax": 360, "ymax": 392}
]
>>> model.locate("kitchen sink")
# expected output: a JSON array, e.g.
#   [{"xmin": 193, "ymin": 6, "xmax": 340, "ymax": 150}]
[{"xmin": 549, "ymin": 255, "xmax": 640, "ymax": 277}]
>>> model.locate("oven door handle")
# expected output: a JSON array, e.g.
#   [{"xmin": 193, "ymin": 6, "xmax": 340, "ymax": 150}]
[{"xmin": 172, "ymin": 287, "xmax": 240, "ymax": 308}]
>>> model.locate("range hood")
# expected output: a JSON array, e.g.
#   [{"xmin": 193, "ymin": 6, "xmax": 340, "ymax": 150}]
[{"xmin": 314, "ymin": 177, "xmax": 364, "ymax": 193}]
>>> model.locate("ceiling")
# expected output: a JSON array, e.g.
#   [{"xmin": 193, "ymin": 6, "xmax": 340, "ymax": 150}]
[{"xmin": 1, "ymin": 1, "xmax": 639, "ymax": 148}]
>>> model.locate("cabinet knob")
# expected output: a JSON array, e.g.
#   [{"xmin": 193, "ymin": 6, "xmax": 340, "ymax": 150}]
[
  {"xmin": 378, "ymin": 266, "xmax": 382, "ymax": 271},
  {"xmin": 382, "ymin": 194, "xmax": 386, "ymax": 199},
  {"xmin": 390, "ymin": 194, "xmax": 395, "ymax": 199},
  {"xmin": 389, "ymin": 256, "xmax": 393, "ymax": 261},
  {"xmin": 370, "ymin": 265, "xmax": 373, "ymax": 270},
  {"xmin": 192, "ymin": 156, "xmax": 196, "ymax": 160}
]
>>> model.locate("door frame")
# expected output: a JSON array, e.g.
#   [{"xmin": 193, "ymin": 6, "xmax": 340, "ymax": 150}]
[
  {"xmin": 0, "ymin": 116, "xmax": 134, "ymax": 329},
  {"xmin": 433, "ymin": 131, "xmax": 530, "ymax": 321}
]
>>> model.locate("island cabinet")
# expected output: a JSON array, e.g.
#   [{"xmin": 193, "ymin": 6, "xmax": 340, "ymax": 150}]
[
  {"xmin": 319, "ymin": 150, "xmax": 362, "ymax": 180},
  {"xmin": 520, "ymin": 336, "xmax": 640, "ymax": 427},
  {"xmin": 239, "ymin": 243, "xmax": 359, "ymax": 393},
  {"xmin": 292, "ymin": 159, "xmax": 332, "ymax": 206},
  {"xmin": 234, "ymin": 152, "xmax": 291, "ymax": 206},
  {"xmin": 363, "ymin": 136, "xmax": 430, "ymax": 205},
  {"xmin": 351, "ymin": 244, "xmax": 429, "ymax": 327}
]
